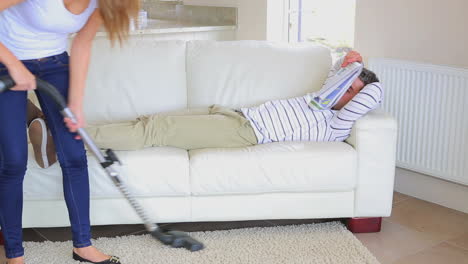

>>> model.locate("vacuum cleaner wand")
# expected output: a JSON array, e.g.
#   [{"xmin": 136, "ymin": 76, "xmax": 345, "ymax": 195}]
[{"xmin": 0, "ymin": 75, "xmax": 204, "ymax": 252}]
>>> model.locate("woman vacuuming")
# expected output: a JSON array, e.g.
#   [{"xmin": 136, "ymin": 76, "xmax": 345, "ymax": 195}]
[{"xmin": 0, "ymin": 1, "xmax": 139, "ymax": 263}]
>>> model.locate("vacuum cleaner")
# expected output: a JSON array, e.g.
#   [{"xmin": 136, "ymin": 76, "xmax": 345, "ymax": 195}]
[{"xmin": 0, "ymin": 75, "xmax": 204, "ymax": 252}]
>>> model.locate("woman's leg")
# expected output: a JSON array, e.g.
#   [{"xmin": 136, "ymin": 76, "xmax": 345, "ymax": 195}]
[
  {"xmin": 32, "ymin": 53, "xmax": 117, "ymax": 262},
  {"xmin": 0, "ymin": 87, "xmax": 28, "ymax": 259},
  {"xmin": 35, "ymin": 60, "xmax": 92, "ymax": 250}
]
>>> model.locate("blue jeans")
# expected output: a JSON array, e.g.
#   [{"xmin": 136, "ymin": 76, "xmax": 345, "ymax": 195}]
[{"xmin": 0, "ymin": 52, "xmax": 92, "ymax": 258}]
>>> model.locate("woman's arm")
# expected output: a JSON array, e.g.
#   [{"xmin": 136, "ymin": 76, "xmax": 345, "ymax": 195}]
[
  {"xmin": 0, "ymin": 0, "xmax": 24, "ymax": 11},
  {"xmin": 0, "ymin": 42, "xmax": 19, "ymax": 67},
  {"xmin": 0, "ymin": 42, "xmax": 35, "ymax": 91},
  {"xmin": 65, "ymin": 10, "xmax": 102, "ymax": 132},
  {"xmin": 0, "ymin": 0, "xmax": 36, "ymax": 91}
]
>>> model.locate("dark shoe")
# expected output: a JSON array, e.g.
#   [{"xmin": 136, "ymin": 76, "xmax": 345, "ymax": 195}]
[
  {"xmin": 72, "ymin": 252, "xmax": 121, "ymax": 263},
  {"xmin": 28, "ymin": 118, "xmax": 57, "ymax": 168}
]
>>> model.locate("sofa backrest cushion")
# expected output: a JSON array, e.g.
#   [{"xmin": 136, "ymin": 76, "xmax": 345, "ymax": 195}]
[
  {"xmin": 84, "ymin": 39, "xmax": 187, "ymax": 125},
  {"xmin": 186, "ymin": 40, "xmax": 332, "ymax": 109}
]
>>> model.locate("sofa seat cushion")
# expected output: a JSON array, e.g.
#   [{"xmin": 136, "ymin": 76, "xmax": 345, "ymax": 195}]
[
  {"xmin": 189, "ymin": 141, "xmax": 357, "ymax": 196},
  {"xmin": 24, "ymin": 145, "xmax": 190, "ymax": 200}
]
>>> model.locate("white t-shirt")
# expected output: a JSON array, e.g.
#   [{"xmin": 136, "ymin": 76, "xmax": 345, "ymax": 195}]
[{"xmin": 0, "ymin": 0, "xmax": 98, "ymax": 60}]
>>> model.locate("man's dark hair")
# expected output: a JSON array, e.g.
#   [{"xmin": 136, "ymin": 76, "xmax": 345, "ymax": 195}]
[{"xmin": 359, "ymin": 68, "xmax": 379, "ymax": 86}]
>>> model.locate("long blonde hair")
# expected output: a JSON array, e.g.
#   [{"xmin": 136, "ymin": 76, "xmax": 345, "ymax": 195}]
[{"xmin": 98, "ymin": 0, "xmax": 140, "ymax": 44}]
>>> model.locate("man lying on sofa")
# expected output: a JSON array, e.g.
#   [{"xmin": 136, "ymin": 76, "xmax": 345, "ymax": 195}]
[{"xmin": 28, "ymin": 51, "xmax": 382, "ymax": 167}]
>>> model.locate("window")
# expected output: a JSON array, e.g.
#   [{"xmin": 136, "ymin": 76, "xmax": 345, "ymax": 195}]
[{"xmin": 287, "ymin": 0, "xmax": 356, "ymax": 60}]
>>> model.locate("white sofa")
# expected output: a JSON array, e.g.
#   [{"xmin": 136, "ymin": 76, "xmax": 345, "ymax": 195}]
[{"xmin": 21, "ymin": 40, "xmax": 397, "ymax": 228}]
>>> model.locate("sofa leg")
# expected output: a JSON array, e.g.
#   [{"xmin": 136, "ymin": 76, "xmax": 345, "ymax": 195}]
[
  {"xmin": 0, "ymin": 230, "xmax": 4, "ymax": 246},
  {"xmin": 346, "ymin": 217, "xmax": 382, "ymax": 233}
]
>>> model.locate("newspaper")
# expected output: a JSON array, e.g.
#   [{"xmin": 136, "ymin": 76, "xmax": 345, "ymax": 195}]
[{"xmin": 309, "ymin": 62, "xmax": 363, "ymax": 110}]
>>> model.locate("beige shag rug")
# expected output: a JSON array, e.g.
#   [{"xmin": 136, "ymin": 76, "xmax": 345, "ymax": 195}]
[{"xmin": 24, "ymin": 222, "xmax": 380, "ymax": 264}]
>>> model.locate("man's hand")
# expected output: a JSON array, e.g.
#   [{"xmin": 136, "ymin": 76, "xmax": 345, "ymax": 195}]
[{"xmin": 341, "ymin": 51, "xmax": 363, "ymax": 68}]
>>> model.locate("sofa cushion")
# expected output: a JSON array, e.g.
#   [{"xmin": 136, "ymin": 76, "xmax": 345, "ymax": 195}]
[
  {"xmin": 186, "ymin": 40, "xmax": 332, "ymax": 109},
  {"xmin": 84, "ymin": 39, "xmax": 188, "ymax": 125},
  {"xmin": 189, "ymin": 141, "xmax": 357, "ymax": 196},
  {"xmin": 24, "ymin": 145, "xmax": 190, "ymax": 200}
]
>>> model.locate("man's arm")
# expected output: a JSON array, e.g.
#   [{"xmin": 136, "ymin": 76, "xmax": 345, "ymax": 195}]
[
  {"xmin": 328, "ymin": 51, "xmax": 363, "ymax": 77},
  {"xmin": 308, "ymin": 51, "xmax": 364, "ymax": 110},
  {"xmin": 328, "ymin": 82, "xmax": 383, "ymax": 141}
]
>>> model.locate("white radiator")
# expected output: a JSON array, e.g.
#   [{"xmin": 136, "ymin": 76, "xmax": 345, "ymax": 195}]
[{"xmin": 369, "ymin": 58, "xmax": 468, "ymax": 186}]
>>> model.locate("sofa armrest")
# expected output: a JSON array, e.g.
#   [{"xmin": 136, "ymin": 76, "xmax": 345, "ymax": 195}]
[{"xmin": 345, "ymin": 109, "xmax": 398, "ymax": 217}]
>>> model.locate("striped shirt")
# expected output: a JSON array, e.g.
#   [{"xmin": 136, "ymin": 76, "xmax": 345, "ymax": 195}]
[{"xmin": 241, "ymin": 59, "xmax": 383, "ymax": 144}]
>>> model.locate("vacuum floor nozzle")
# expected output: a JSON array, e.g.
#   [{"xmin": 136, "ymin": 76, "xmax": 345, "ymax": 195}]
[{"xmin": 151, "ymin": 228, "xmax": 204, "ymax": 252}]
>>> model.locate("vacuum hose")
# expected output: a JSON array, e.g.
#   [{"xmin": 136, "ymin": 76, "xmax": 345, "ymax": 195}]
[{"xmin": 0, "ymin": 76, "xmax": 67, "ymax": 109}]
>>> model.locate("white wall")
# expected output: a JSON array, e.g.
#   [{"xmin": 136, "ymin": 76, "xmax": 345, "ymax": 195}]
[
  {"xmin": 355, "ymin": 0, "xmax": 468, "ymax": 69},
  {"xmin": 183, "ymin": 0, "xmax": 237, "ymax": 7},
  {"xmin": 266, "ymin": 0, "xmax": 288, "ymax": 41},
  {"xmin": 236, "ymin": 0, "xmax": 287, "ymax": 41},
  {"xmin": 395, "ymin": 168, "xmax": 468, "ymax": 214},
  {"xmin": 236, "ymin": 0, "xmax": 268, "ymax": 40},
  {"xmin": 355, "ymin": 0, "xmax": 468, "ymax": 213},
  {"xmin": 183, "ymin": 0, "xmax": 270, "ymax": 40}
]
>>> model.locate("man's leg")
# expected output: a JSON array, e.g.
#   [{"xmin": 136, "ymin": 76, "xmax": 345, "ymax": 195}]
[
  {"xmin": 86, "ymin": 118, "xmax": 153, "ymax": 151},
  {"xmin": 158, "ymin": 105, "xmax": 257, "ymax": 150},
  {"xmin": 86, "ymin": 105, "xmax": 258, "ymax": 150},
  {"xmin": 26, "ymin": 99, "xmax": 46, "ymax": 124},
  {"xmin": 27, "ymin": 99, "xmax": 57, "ymax": 168}
]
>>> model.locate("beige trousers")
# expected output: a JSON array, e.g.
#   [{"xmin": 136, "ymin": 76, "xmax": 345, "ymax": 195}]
[{"xmin": 86, "ymin": 105, "xmax": 258, "ymax": 150}]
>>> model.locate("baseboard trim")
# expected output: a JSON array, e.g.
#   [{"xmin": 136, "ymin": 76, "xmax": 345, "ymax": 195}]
[{"xmin": 394, "ymin": 167, "xmax": 468, "ymax": 213}]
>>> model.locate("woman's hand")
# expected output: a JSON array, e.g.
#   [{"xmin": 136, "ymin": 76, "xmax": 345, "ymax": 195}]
[
  {"xmin": 341, "ymin": 51, "xmax": 363, "ymax": 68},
  {"xmin": 8, "ymin": 61, "xmax": 36, "ymax": 91},
  {"xmin": 64, "ymin": 104, "xmax": 85, "ymax": 140}
]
